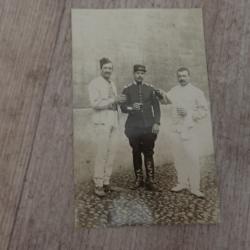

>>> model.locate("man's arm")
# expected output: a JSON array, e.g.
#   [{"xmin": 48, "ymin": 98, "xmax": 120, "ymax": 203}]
[
  {"xmin": 155, "ymin": 89, "xmax": 172, "ymax": 105},
  {"xmin": 152, "ymin": 90, "xmax": 161, "ymax": 125},
  {"xmin": 120, "ymin": 87, "xmax": 133, "ymax": 113},
  {"xmin": 88, "ymin": 82, "xmax": 115, "ymax": 110}
]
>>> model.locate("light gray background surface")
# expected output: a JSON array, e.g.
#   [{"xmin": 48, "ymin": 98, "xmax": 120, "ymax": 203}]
[
  {"xmin": 72, "ymin": 9, "xmax": 209, "ymax": 108},
  {"xmin": 1, "ymin": 0, "xmax": 250, "ymax": 249}
]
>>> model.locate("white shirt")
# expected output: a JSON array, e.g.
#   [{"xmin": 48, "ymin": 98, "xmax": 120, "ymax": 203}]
[
  {"xmin": 163, "ymin": 83, "xmax": 208, "ymax": 139},
  {"xmin": 88, "ymin": 76, "xmax": 118, "ymax": 127}
]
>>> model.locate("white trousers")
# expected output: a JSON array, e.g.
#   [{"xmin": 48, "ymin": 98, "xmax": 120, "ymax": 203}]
[
  {"xmin": 93, "ymin": 124, "xmax": 118, "ymax": 187},
  {"xmin": 171, "ymin": 131, "xmax": 201, "ymax": 191}
]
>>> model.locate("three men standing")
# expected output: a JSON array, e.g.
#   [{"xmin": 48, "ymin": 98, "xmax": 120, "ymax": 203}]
[
  {"xmin": 121, "ymin": 65, "xmax": 161, "ymax": 191},
  {"xmin": 88, "ymin": 59, "xmax": 207, "ymax": 198}
]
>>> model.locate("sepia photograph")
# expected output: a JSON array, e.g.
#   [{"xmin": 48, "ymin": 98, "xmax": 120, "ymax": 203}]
[{"xmin": 72, "ymin": 9, "xmax": 219, "ymax": 228}]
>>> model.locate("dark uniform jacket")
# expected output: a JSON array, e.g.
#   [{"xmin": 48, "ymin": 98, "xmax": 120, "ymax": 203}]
[{"xmin": 121, "ymin": 81, "xmax": 161, "ymax": 134}]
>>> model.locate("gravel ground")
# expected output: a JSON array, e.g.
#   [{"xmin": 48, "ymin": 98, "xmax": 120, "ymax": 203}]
[{"xmin": 75, "ymin": 156, "xmax": 219, "ymax": 228}]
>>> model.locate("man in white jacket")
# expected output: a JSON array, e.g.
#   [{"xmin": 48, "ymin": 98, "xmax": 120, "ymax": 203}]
[
  {"xmin": 157, "ymin": 67, "xmax": 208, "ymax": 198},
  {"xmin": 88, "ymin": 58, "xmax": 126, "ymax": 197}
]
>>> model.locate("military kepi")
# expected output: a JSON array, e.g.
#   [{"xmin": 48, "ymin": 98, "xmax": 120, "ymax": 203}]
[{"xmin": 133, "ymin": 64, "xmax": 146, "ymax": 72}]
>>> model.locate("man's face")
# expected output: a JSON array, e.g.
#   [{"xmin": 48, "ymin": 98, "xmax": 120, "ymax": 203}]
[
  {"xmin": 134, "ymin": 71, "xmax": 145, "ymax": 83},
  {"xmin": 177, "ymin": 70, "xmax": 190, "ymax": 86},
  {"xmin": 101, "ymin": 63, "xmax": 113, "ymax": 80}
]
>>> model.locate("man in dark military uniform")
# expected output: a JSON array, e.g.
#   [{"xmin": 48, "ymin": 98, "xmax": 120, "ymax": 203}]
[{"xmin": 121, "ymin": 65, "xmax": 161, "ymax": 191}]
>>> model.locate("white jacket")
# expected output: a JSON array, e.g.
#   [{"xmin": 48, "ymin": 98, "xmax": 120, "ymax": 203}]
[
  {"xmin": 88, "ymin": 76, "xmax": 118, "ymax": 127},
  {"xmin": 161, "ymin": 83, "xmax": 208, "ymax": 139}
]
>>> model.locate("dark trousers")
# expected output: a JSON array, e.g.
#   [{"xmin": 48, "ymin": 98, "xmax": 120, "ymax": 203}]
[{"xmin": 126, "ymin": 127, "xmax": 157, "ymax": 182}]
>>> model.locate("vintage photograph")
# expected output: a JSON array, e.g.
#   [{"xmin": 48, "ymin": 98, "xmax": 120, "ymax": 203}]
[{"xmin": 72, "ymin": 9, "xmax": 219, "ymax": 228}]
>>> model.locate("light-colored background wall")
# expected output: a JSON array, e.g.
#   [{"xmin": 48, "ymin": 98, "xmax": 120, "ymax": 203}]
[
  {"xmin": 72, "ymin": 9, "xmax": 210, "ymax": 108},
  {"xmin": 72, "ymin": 9, "xmax": 215, "ymax": 185}
]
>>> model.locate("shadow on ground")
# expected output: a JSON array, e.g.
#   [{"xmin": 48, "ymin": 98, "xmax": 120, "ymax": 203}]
[{"xmin": 75, "ymin": 155, "xmax": 219, "ymax": 228}]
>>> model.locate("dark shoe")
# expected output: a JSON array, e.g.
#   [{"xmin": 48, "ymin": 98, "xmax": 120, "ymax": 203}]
[
  {"xmin": 103, "ymin": 184, "xmax": 112, "ymax": 193},
  {"xmin": 94, "ymin": 187, "xmax": 106, "ymax": 197},
  {"xmin": 145, "ymin": 181, "xmax": 161, "ymax": 192},
  {"xmin": 131, "ymin": 179, "xmax": 144, "ymax": 190}
]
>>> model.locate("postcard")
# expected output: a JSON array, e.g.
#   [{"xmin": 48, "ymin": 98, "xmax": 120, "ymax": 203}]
[{"xmin": 72, "ymin": 9, "xmax": 219, "ymax": 228}]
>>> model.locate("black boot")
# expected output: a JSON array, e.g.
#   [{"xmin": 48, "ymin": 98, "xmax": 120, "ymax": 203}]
[
  {"xmin": 131, "ymin": 169, "xmax": 144, "ymax": 190},
  {"xmin": 145, "ymin": 179, "xmax": 160, "ymax": 192},
  {"xmin": 103, "ymin": 184, "xmax": 113, "ymax": 193},
  {"xmin": 132, "ymin": 179, "xmax": 144, "ymax": 190},
  {"xmin": 131, "ymin": 147, "xmax": 144, "ymax": 190},
  {"xmin": 144, "ymin": 159, "xmax": 160, "ymax": 192}
]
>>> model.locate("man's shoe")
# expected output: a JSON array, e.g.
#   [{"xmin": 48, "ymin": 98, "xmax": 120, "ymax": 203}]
[
  {"xmin": 190, "ymin": 190, "xmax": 205, "ymax": 198},
  {"xmin": 131, "ymin": 179, "xmax": 144, "ymax": 190},
  {"xmin": 94, "ymin": 187, "xmax": 106, "ymax": 197},
  {"xmin": 145, "ymin": 181, "xmax": 161, "ymax": 192},
  {"xmin": 171, "ymin": 184, "xmax": 186, "ymax": 192},
  {"xmin": 103, "ymin": 184, "xmax": 112, "ymax": 193}
]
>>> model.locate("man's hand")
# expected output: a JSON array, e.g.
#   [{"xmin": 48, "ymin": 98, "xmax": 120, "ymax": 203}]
[
  {"xmin": 152, "ymin": 123, "xmax": 160, "ymax": 134},
  {"xmin": 155, "ymin": 89, "xmax": 172, "ymax": 104},
  {"xmin": 154, "ymin": 89, "xmax": 164, "ymax": 99},
  {"xmin": 132, "ymin": 102, "xmax": 143, "ymax": 111},
  {"xmin": 115, "ymin": 94, "xmax": 127, "ymax": 104}
]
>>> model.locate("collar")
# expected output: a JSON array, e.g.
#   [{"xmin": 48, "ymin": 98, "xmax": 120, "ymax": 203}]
[
  {"xmin": 179, "ymin": 82, "xmax": 192, "ymax": 88},
  {"xmin": 100, "ymin": 75, "xmax": 112, "ymax": 84},
  {"xmin": 133, "ymin": 80, "xmax": 144, "ymax": 85}
]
